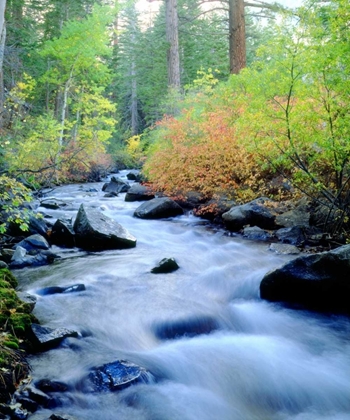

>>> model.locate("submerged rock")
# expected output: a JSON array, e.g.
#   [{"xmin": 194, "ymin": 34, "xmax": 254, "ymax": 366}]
[
  {"xmin": 73, "ymin": 204, "xmax": 136, "ymax": 250},
  {"xmin": 151, "ymin": 258, "xmax": 179, "ymax": 274},
  {"xmin": 154, "ymin": 315, "xmax": 219, "ymax": 340},
  {"xmin": 260, "ymin": 244, "xmax": 350, "ymax": 314},
  {"xmin": 36, "ymin": 284, "xmax": 85, "ymax": 296},
  {"xmin": 89, "ymin": 360, "xmax": 152, "ymax": 392},
  {"xmin": 29, "ymin": 324, "xmax": 79, "ymax": 351},
  {"xmin": 134, "ymin": 197, "xmax": 184, "ymax": 219}
]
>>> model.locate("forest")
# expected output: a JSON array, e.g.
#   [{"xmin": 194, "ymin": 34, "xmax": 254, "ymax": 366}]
[{"xmin": 0, "ymin": 0, "xmax": 349, "ymax": 235}]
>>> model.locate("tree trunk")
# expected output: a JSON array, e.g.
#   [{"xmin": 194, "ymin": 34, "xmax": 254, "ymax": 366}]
[
  {"xmin": 165, "ymin": 0, "xmax": 180, "ymax": 89},
  {"xmin": 229, "ymin": 0, "xmax": 246, "ymax": 74},
  {"xmin": 0, "ymin": 0, "xmax": 6, "ymax": 128}
]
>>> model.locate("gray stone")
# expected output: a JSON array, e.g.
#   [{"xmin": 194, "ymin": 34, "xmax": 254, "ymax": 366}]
[
  {"xmin": 102, "ymin": 176, "xmax": 130, "ymax": 194},
  {"xmin": 17, "ymin": 292, "xmax": 37, "ymax": 311},
  {"xmin": 260, "ymin": 244, "xmax": 350, "ymax": 314},
  {"xmin": 17, "ymin": 234, "xmax": 50, "ymax": 252},
  {"xmin": 0, "ymin": 261, "xmax": 8, "ymax": 268},
  {"xmin": 268, "ymin": 243, "xmax": 301, "ymax": 255},
  {"xmin": 222, "ymin": 197, "xmax": 276, "ymax": 231},
  {"xmin": 30, "ymin": 324, "xmax": 79, "ymax": 351},
  {"xmin": 151, "ymin": 258, "xmax": 179, "ymax": 274},
  {"xmin": 276, "ymin": 209, "xmax": 310, "ymax": 228},
  {"xmin": 134, "ymin": 197, "xmax": 184, "ymax": 219},
  {"xmin": 125, "ymin": 183, "xmax": 155, "ymax": 202},
  {"xmin": 275, "ymin": 226, "xmax": 306, "ymax": 246},
  {"xmin": 242, "ymin": 226, "xmax": 273, "ymax": 242},
  {"xmin": 73, "ymin": 204, "xmax": 136, "ymax": 250}
]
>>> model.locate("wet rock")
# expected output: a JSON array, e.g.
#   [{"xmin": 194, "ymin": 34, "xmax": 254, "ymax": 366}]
[
  {"xmin": 16, "ymin": 234, "xmax": 50, "ymax": 252},
  {"xmin": 36, "ymin": 284, "xmax": 85, "ymax": 296},
  {"xmin": 103, "ymin": 192, "xmax": 118, "ymax": 198},
  {"xmin": 29, "ymin": 324, "xmax": 79, "ymax": 351},
  {"xmin": 222, "ymin": 197, "xmax": 276, "ymax": 231},
  {"xmin": 268, "ymin": 243, "xmax": 301, "ymax": 255},
  {"xmin": 125, "ymin": 184, "xmax": 155, "ymax": 202},
  {"xmin": 89, "ymin": 360, "xmax": 151, "ymax": 392},
  {"xmin": 51, "ymin": 220, "xmax": 75, "ymax": 248},
  {"xmin": 8, "ymin": 215, "xmax": 50, "ymax": 239},
  {"xmin": 0, "ymin": 261, "xmax": 8, "ymax": 269},
  {"xmin": 275, "ymin": 226, "xmax": 306, "ymax": 247},
  {"xmin": 151, "ymin": 258, "xmax": 179, "ymax": 274},
  {"xmin": 275, "ymin": 209, "xmax": 310, "ymax": 228},
  {"xmin": 260, "ymin": 244, "xmax": 350, "ymax": 314},
  {"xmin": 16, "ymin": 292, "xmax": 37, "ymax": 311},
  {"xmin": 154, "ymin": 315, "xmax": 219, "ymax": 340},
  {"xmin": 126, "ymin": 171, "xmax": 142, "ymax": 182},
  {"xmin": 49, "ymin": 413, "xmax": 78, "ymax": 420},
  {"xmin": 14, "ymin": 396, "xmax": 38, "ymax": 413},
  {"xmin": 134, "ymin": 198, "xmax": 184, "ymax": 219},
  {"xmin": 25, "ymin": 386, "xmax": 53, "ymax": 408},
  {"xmin": 194, "ymin": 197, "xmax": 236, "ymax": 222},
  {"xmin": 0, "ymin": 249, "xmax": 14, "ymax": 264},
  {"xmin": 73, "ymin": 204, "xmax": 137, "ymax": 250},
  {"xmin": 35, "ymin": 380, "xmax": 68, "ymax": 394},
  {"xmin": 10, "ymin": 248, "xmax": 59, "ymax": 269},
  {"xmin": 40, "ymin": 200, "xmax": 67, "ymax": 210},
  {"xmin": 102, "ymin": 176, "xmax": 130, "ymax": 194},
  {"xmin": 242, "ymin": 226, "xmax": 273, "ymax": 242}
]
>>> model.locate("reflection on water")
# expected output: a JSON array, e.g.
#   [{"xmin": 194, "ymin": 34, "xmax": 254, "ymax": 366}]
[{"xmin": 14, "ymin": 172, "xmax": 350, "ymax": 420}]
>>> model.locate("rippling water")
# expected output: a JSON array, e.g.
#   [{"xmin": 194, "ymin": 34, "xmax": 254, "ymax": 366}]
[{"xmin": 13, "ymin": 171, "xmax": 350, "ymax": 420}]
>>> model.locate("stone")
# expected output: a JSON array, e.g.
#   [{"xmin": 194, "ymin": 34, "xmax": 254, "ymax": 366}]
[
  {"xmin": 222, "ymin": 197, "xmax": 276, "ymax": 231},
  {"xmin": 36, "ymin": 284, "xmax": 85, "ymax": 296},
  {"xmin": 0, "ymin": 261, "xmax": 8, "ymax": 269},
  {"xmin": 88, "ymin": 360, "xmax": 151, "ymax": 392},
  {"xmin": 126, "ymin": 171, "xmax": 142, "ymax": 182},
  {"xmin": 154, "ymin": 315, "xmax": 219, "ymax": 340},
  {"xmin": 73, "ymin": 204, "xmax": 136, "ymax": 250},
  {"xmin": 275, "ymin": 209, "xmax": 310, "ymax": 228},
  {"xmin": 260, "ymin": 244, "xmax": 350, "ymax": 314},
  {"xmin": 10, "ymin": 248, "xmax": 59, "ymax": 269},
  {"xmin": 40, "ymin": 200, "xmax": 67, "ymax": 210},
  {"xmin": 242, "ymin": 226, "xmax": 273, "ymax": 242},
  {"xmin": 102, "ymin": 176, "xmax": 130, "ymax": 194},
  {"xmin": 51, "ymin": 220, "xmax": 75, "ymax": 248},
  {"xmin": 124, "ymin": 183, "xmax": 155, "ymax": 202},
  {"xmin": 16, "ymin": 292, "xmax": 37, "ymax": 312},
  {"xmin": 29, "ymin": 324, "xmax": 79, "ymax": 351},
  {"xmin": 194, "ymin": 197, "xmax": 236, "ymax": 222},
  {"xmin": 268, "ymin": 243, "xmax": 301, "ymax": 255},
  {"xmin": 134, "ymin": 197, "xmax": 184, "ymax": 219},
  {"xmin": 151, "ymin": 258, "xmax": 179, "ymax": 274},
  {"xmin": 49, "ymin": 413, "xmax": 79, "ymax": 420},
  {"xmin": 25, "ymin": 386, "xmax": 53, "ymax": 407},
  {"xmin": 275, "ymin": 226, "xmax": 306, "ymax": 247},
  {"xmin": 35, "ymin": 380, "xmax": 68, "ymax": 394},
  {"xmin": 16, "ymin": 235, "xmax": 50, "ymax": 252}
]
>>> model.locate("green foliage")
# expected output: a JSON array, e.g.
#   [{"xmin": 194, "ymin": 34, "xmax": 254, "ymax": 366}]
[{"xmin": 0, "ymin": 177, "xmax": 32, "ymax": 234}]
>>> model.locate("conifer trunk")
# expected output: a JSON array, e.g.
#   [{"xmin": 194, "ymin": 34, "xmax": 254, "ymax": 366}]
[{"xmin": 229, "ymin": 0, "xmax": 246, "ymax": 74}]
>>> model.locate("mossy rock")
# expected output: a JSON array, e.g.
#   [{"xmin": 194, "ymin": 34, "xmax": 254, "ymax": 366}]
[{"xmin": 0, "ymin": 269, "xmax": 18, "ymax": 288}]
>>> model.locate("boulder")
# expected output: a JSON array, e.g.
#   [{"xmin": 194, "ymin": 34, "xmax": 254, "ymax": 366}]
[
  {"xmin": 151, "ymin": 258, "xmax": 179, "ymax": 274},
  {"xmin": 126, "ymin": 171, "xmax": 142, "ymax": 182},
  {"xmin": 35, "ymin": 379, "xmax": 68, "ymax": 393},
  {"xmin": 260, "ymin": 244, "xmax": 350, "ymax": 314},
  {"xmin": 194, "ymin": 197, "xmax": 236, "ymax": 222},
  {"xmin": 134, "ymin": 197, "xmax": 184, "ymax": 219},
  {"xmin": 242, "ymin": 226, "xmax": 273, "ymax": 242},
  {"xmin": 102, "ymin": 176, "xmax": 130, "ymax": 194},
  {"xmin": 154, "ymin": 315, "xmax": 218, "ymax": 340},
  {"xmin": 51, "ymin": 220, "xmax": 75, "ymax": 248},
  {"xmin": 222, "ymin": 197, "xmax": 276, "ymax": 231},
  {"xmin": 268, "ymin": 243, "xmax": 300, "ymax": 255},
  {"xmin": 275, "ymin": 226, "xmax": 306, "ymax": 247},
  {"xmin": 88, "ymin": 360, "xmax": 152, "ymax": 392},
  {"xmin": 16, "ymin": 234, "xmax": 50, "ymax": 252},
  {"xmin": 36, "ymin": 284, "xmax": 85, "ymax": 296},
  {"xmin": 275, "ymin": 209, "xmax": 310, "ymax": 228},
  {"xmin": 10, "ymin": 247, "xmax": 59, "ymax": 269},
  {"xmin": 73, "ymin": 204, "xmax": 136, "ymax": 250},
  {"xmin": 29, "ymin": 324, "xmax": 79, "ymax": 351},
  {"xmin": 40, "ymin": 200, "xmax": 67, "ymax": 210},
  {"xmin": 124, "ymin": 183, "xmax": 155, "ymax": 202},
  {"xmin": 8, "ymin": 214, "xmax": 50, "ymax": 239}
]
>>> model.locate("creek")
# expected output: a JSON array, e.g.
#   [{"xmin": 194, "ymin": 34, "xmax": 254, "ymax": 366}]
[{"xmin": 13, "ymin": 171, "xmax": 350, "ymax": 420}]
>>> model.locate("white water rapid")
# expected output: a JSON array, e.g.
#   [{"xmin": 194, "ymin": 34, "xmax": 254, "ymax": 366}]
[{"xmin": 13, "ymin": 171, "xmax": 350, "ymax": 420}]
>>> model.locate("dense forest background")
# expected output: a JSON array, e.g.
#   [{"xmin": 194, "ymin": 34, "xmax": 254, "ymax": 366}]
[{"xmin": 0, "ymin": 0, "xmax": 349, "ymax": 234}]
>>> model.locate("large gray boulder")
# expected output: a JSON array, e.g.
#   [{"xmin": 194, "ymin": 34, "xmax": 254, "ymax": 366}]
[
  {"xmin": 124, "ymin": 183, "xmax": 155, "ymax": 202},
  {"xmin": 222, "ymin": 197, "xmax": 276, "ymax": 231},
  {"xmin": 102, "ymin": 176, "xmax": 130, "ymax": 194},
  {"xmin": 260, "ymin": 244, "xmax": 350, "ymax": 314},
  {"xmin": 73, "ymin": 204, "xmax": 136, "ymax": 250},
  {"xmin": 134, "ymin": 197, "xmax": 184, "ymax": 219}
]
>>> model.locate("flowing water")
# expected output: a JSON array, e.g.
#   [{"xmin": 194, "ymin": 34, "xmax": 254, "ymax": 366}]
[{"xmin": 13, "ymin": 172, "xmax": 350, "ymax": 420}]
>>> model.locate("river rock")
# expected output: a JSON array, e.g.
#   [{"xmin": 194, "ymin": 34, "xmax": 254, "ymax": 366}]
[
  {"xmin": 275, "ymin": 209, "xmax": 310, "ymax": 228},
  {"xmin": 29, "ymin": 324, "xmax": 79, "ymax": 351},
  {"xmin": 151, "ymin": 258, "xmax": 179, "ymax": 273},
  {"xmin": 36, "ymin": 284, "xmax": 85, "ymax": 296},
  {"xmin": 16, "ymin": 234, "xmax": 50, "ymax": 252},
  {"xmin": 194, "ymin": 196, "xmax": 236, "ymax": 221},
  {"xmin": 88, "ymin": 360, "xmax": 151, "ymax": 392},
  {"xmin": 134, "ymin": 197, "xmax": 184, "ymax": 219},
  {"xmin": 242, "ymin": 226, "xmax": 273, "ymax": 241},
  {"xmin": 102, "ymin": 176, "xmax": 130, "ymax": 194},
  {"xmin": 49, "ymin": 415, "xmax": 78, "ymax": 420},
  {"xmin": 268, "ymin": 243, "xmax": 300, "ymax": 255},
  {"xmin": 260, "ymin": 244, "xmax": 350, "ymax": 314},
  {"xmin": 17, "ymin": 292, "xmax": 37, "ymax": 311},
  {"xmin": 35, "ymin": 380, "xmax": 68, "ymax": 394},
  {"xmin": 126, "ymin": 171, "xmax": 142, "ymax": 182},
  {"xmin": 51, "ymin": 220, "xmax": 75, "ymax": 247},
  {"xmin": 10, "ymin": 247, "xmax": 59, "ymax": 269},
  {"xmin": 40, "ymin": 200, "xmax": 67, "ymax": 210},
  {"xmin": 275, "ymin": 226, "xmax": 306, "ymax": 247},
  {"xmin": 222, "ymin": 197, "xmax": 276, "ymax": 231},
  {"xmin": 124, "ymin": 183, "xmax": 155, "ymax": 202},
  {"xmin": 73, "ymin": 204, "xmax": 136, "ymax": 250},
  {"xmin": 0, "ymin": 261, "xmax": 8, "ymax": 268},
  {"xmin": 8, "ymin": 214, "xmax": 50, "ymax": 240},
  {"xmin": 154, "ymin": 315, "xmax": 219, "ymax": 340}
]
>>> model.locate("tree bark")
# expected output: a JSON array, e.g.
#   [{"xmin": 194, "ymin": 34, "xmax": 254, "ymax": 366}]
[
  {"xmin": 0, "ymin": 0, "xmax": 6, "ymax": 128},
  {"xmin": 165, "ymin": 0, "xmax": 180, "ymax": 89},
  {"xmin": 229, "ymin": 0, "xmax": 246, "ymax": 74}
]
